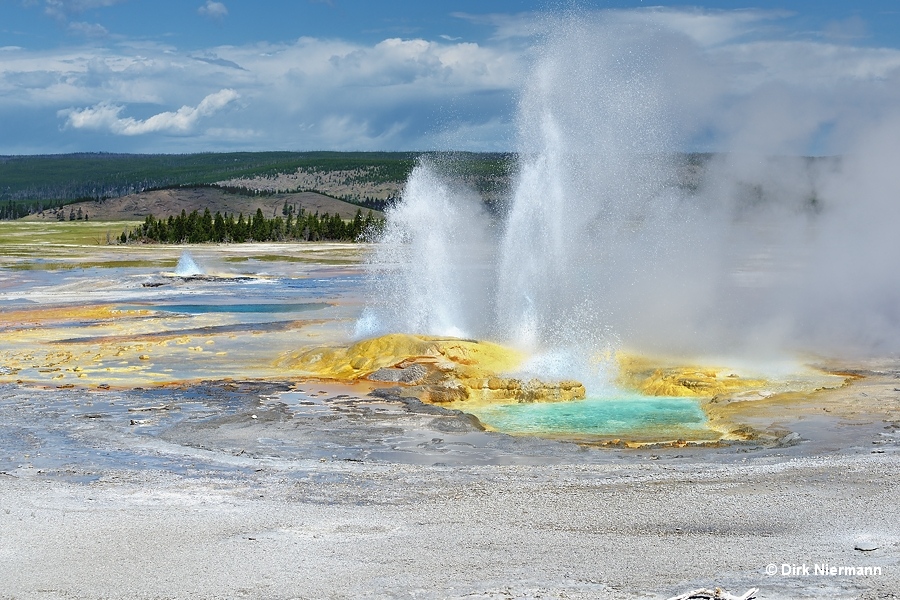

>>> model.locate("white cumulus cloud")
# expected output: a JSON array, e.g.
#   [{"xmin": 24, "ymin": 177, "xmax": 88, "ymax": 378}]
[
  {"xmin": 198, "ymin": 1, "xmax": 228, "ymax": 22},
  {"xmin": 2, "ymin": 7, "xmax": 900, "ymax": 153},
  {"xmin": 43, "ymin": 0, "xmax": 126, "ymax": 21},
  {"xmin": 59, "ymin": 89, "xmax": 239, "ymax": 135},
  {"xmin": 67, "ymin": 21, "xmax": 109, "ymax": 37},
  {"xmin": 606, "ymin": 7, "xmax": 787, "ymax": 47}
]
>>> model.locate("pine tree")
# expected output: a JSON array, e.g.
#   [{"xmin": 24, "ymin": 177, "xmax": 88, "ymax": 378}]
[
  {"xmin": 213, "ymin": 211, "xmax": 226, "ymax": 243},
  {"xmin": 251, "ymin": 208, "xmax": 266, "ymax": 241}
]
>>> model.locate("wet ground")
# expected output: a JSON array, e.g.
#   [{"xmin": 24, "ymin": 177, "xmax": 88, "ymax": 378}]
[
  {"xmin": 1, "ymin": 377, "xmax": 898, "ymax": 600},
  {"xmin": 2, "ymin": 372, "xmax": 897, "ymax": 484},
  {"xmin": 1, "ymin": 232, "xmax": 899, "ymax": 463},
  {"xmin": 0, "ymin": 239, "xmax": 368, "ymax": 387},
  {"xmin": 1, "ymin": 229, "xmax": 899, "ymax": 598}
]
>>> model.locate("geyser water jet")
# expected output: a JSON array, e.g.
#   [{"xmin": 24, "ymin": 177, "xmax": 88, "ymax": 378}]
[
  {"xmin": 174, "ymin": 251, "xmax": 203, "ymax": 277},
  {"xmin": 362, "ymin": 15, "xmax": 689, "ymax": 386},
  {"xmin": 495, "ymin": 17, "xmax": 681, "ymax": 356},
  {"xmin": 361, "ymin": 11, "xmax": 900, "ymax": 386},
  {"xmin": 357, "ymin": 161, "xmax": 497, "ymax": 340}
]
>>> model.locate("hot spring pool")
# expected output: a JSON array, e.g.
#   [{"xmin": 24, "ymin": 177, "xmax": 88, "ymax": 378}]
[
  {"xmin": 465, "ymin": 395, "xmax": 717, "ymax": 441},
  {"xmin": 117, "ymin": 302, "xmax": 330, "ymax": 314}
]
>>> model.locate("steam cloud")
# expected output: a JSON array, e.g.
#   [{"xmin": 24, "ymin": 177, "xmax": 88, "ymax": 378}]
[{"xmin": 363, "ymin": 11, "xmax": 900, "ymax": 362}]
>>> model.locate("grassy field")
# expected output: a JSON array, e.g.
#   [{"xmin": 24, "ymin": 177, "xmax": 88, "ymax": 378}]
[
  {"xmin": 0, "ymin": 220, "xmax": 142, "ymax": 247},
  {"xmin": 0, "ymin": 221, "xmax": 370, "ymax": 274}
]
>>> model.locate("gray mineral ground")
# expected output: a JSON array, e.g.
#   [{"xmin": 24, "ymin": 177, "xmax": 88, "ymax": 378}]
[{"xmin": 0, "ymin": 380, "xmax": 897, "ymax": 600}]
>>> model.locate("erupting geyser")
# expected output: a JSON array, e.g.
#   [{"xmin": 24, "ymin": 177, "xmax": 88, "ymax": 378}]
[
  {"xmin": 174, "ymin": 251, "xmax": 204, "ymax": 277},
  {"xmin": 360, "ymin": 12, "xmax": 900, "ymax": 390}
]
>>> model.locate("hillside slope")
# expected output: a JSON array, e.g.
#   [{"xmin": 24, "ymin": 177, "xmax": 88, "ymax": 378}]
[{"xmin": 24, "ymin": 187, "xmax": 380, "ymax": 222}]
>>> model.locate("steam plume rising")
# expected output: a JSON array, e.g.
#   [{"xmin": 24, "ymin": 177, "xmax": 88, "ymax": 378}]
[{"xmin": 360, "ymin": 11, "xmax": 900, "ymax": 364}]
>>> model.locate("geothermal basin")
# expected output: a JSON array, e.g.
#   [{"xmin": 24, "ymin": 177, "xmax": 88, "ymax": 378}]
[
  {"xmin": 2, "ymin": 223, "xmax": 899, "ymax": 600},
  {"xmin": 0, "ymin": 222, "xmax": 876, "ymax": 447},
  {"xmin": 4, "ymin": 8, "xmax": 900, "ymax": 596}
]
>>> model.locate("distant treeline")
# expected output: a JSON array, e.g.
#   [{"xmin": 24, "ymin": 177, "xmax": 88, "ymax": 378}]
[
  {"xmin": 347, "ymin": 195, "xmax": 396, "ymax": 212},
  {"xmin": 122, "ymin": 206, "xmax": 381, "ymax": 244},
  {"xmin": 0, "ymin": 151, "xmax": 521, "ymax": 219},
  {"xmin": 0, "ymin": 151, "xmax": 420, "ymax": 207},
  {"xmin": 1, "ymin": 199, "xmax": 57, "ymax": 220}
]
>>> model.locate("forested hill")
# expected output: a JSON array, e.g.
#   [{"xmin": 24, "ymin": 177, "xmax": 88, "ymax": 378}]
[
  {"xmin": 0, "ymin": 151, "xmax": 414, "ymax": 206},
  {"xmin": 0, "ymin": 151, "xmax": 516, "ymax": 219}
]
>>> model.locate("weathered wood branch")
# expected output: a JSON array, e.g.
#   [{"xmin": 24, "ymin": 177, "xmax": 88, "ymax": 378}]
[{"xmin": 667, "ymin": 587, "xmax": 758, "ymax": 600}]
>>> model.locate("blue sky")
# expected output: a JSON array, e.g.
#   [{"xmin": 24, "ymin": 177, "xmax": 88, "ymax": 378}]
[{"xmin": 2, "ymin": 0, "xmax": 900, "ymax": 154}]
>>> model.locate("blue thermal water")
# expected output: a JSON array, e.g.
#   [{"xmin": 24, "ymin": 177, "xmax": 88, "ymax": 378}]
[
  {"xmin": 117, "ymin": 302, "xmax": 329, "ymax": 314},
  {"xmin": 466, "ymin": 395, "xmax": 713, "ymax": 439}
]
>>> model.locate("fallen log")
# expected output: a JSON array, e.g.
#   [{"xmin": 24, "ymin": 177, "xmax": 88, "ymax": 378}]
[{"xmin": 667, "ymin": 587, "xmax": 758, "ymax": 600}]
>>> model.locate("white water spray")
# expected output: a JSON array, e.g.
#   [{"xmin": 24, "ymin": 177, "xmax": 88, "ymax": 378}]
[
  {"xmin": 174, "ymin": 251, "xmax": 204, "ymax": 277},
  {"xmin": 358, "ymin": 163, "xmax": 497, "ymax": 340},
  {"xmin": 361, "ymin": 12, "xmax": 900, "ymax": 377}
]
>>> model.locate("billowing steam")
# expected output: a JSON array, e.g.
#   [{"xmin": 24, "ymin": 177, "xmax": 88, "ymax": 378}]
[{"xmin": 360, "ymin": 10, "xmax": 900, "ymax": 363}]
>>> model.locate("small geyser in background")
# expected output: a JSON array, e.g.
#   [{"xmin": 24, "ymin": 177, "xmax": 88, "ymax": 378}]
[{"xmin": 174, "ymin": 251, "xmax": 204, "ymax": 277}]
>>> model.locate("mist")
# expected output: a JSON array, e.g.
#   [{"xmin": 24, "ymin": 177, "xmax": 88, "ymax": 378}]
[{"xmin": 361, "ymin": 10, "xmax": 900, "ymax": 363}]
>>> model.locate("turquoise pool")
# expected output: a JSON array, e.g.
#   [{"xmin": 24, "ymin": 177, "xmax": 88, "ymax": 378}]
[
  {"xmin": 117, "ymin": 302, "xmax": 330, "ymax": 314},
  {"xmin": 466, "ymin": 395, "xmax": 716, "ymax": 441}
]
